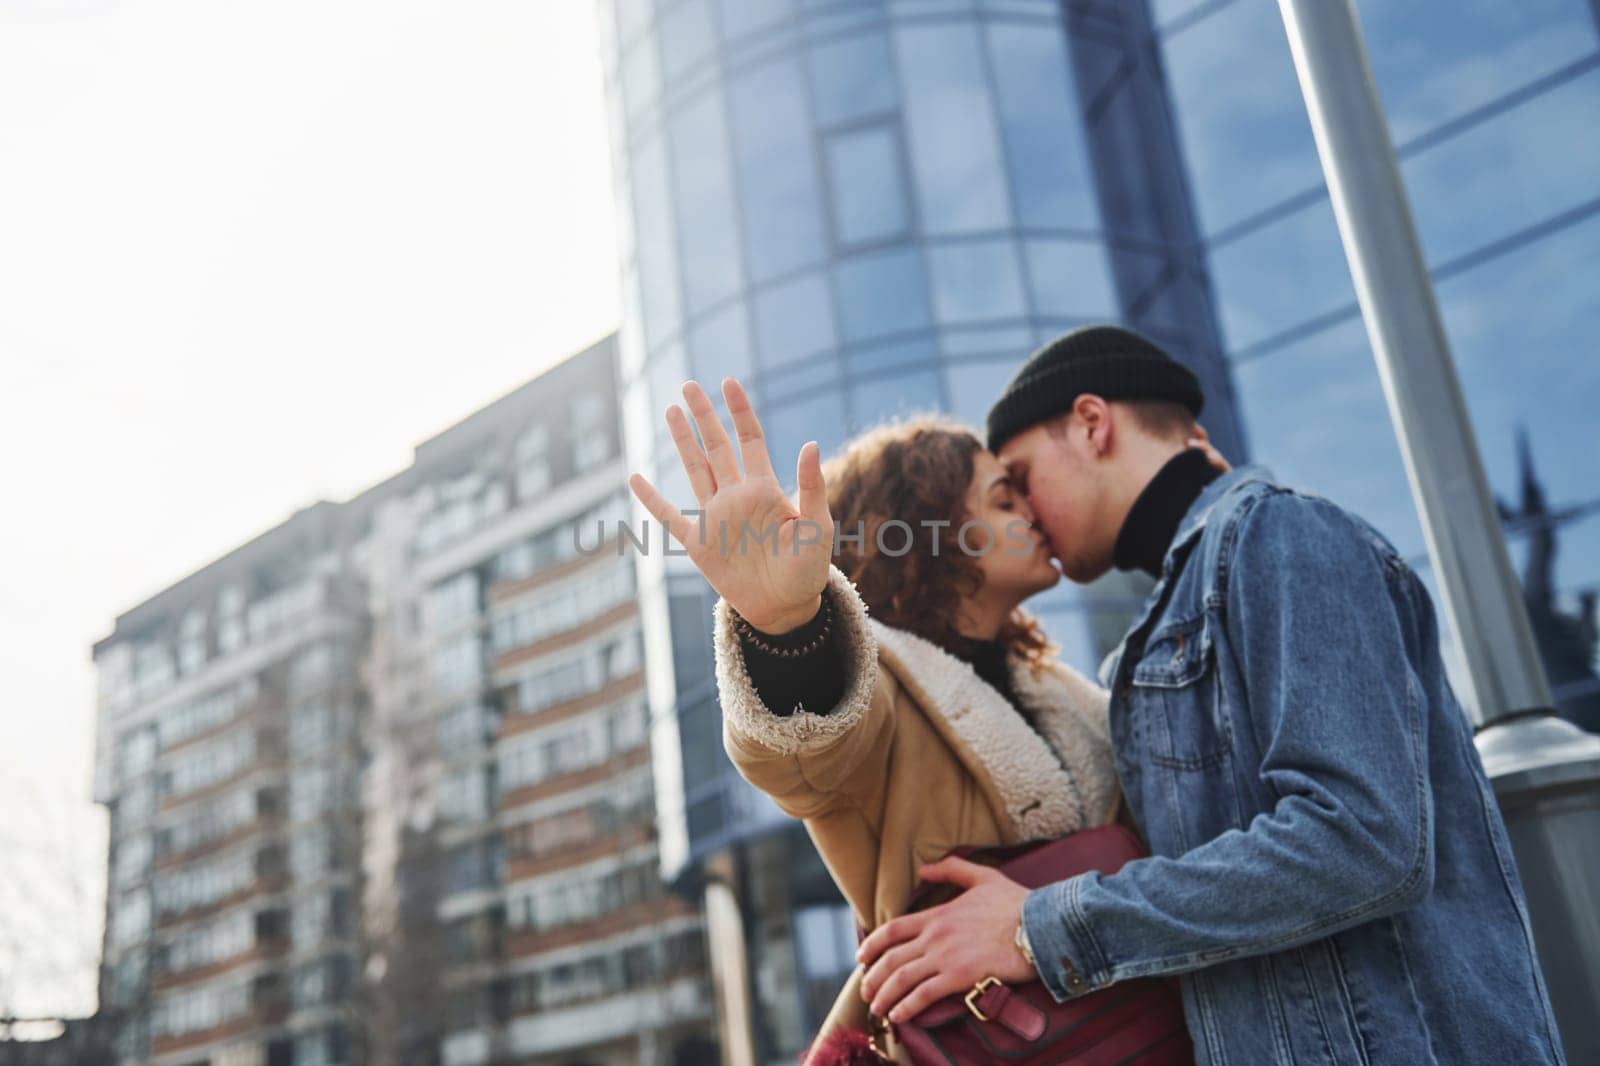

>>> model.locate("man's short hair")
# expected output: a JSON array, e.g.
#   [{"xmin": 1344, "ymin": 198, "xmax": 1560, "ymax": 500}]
[{"xmin": 1044, "ymin": 398, "xmax": 1197, "ymax": 443}]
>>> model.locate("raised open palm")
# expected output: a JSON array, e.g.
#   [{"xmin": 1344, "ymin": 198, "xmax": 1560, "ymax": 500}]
[{"xmin": 628, "ymin": 377, "xmax": 834, "ymax": 635}]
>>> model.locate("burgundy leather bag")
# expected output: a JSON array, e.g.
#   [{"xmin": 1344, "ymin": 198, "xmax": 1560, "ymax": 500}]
[{"xmin": 866, "ymin": 824, "xmax": 1193, "ymax": 1065}]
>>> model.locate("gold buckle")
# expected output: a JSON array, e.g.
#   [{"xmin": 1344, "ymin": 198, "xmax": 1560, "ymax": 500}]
[
  {"xmin": 964, "ymin": 975, "xmax": 1002, "ymax": 1021},
  {"xmin": 868, "ymin": 1013, "xmax": 895, "ymax": 1062}
]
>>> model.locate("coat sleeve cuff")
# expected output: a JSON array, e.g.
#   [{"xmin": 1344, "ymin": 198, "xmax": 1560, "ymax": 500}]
[
  {"xmin": 713, "ymin": 563, "xmax": 879, "ymax": 757},
  {"xmin": 1022, "ymin": 875, "xmax": 1109, "ymax": 1002}
]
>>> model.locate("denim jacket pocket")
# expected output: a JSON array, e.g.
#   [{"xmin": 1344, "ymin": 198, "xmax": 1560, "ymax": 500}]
[
  {"xmin": 1131, "ymin": 615, "xmax": 1228, "ymax": 769},
  {"xmin": 1129, "ymin": 615, "xmax": 1241, "ymax": 854}
]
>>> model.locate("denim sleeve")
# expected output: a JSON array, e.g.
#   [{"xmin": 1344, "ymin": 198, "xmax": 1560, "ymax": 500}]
[{"xmin": 1022, "ymin": 492, "xmax": 1435, "ymax": 1000}]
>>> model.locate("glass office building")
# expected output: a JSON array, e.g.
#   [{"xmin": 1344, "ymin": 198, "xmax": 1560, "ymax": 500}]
[
  {"xmin": 596, "ymin": 0, "xmax": 1599, "ymax": 1056},
  {"xmin": 1153, "ymin": 0, "xmax": 1600, "ymax": 731}
]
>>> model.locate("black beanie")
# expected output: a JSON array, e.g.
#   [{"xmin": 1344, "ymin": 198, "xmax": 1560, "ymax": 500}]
[{"xmin": 985, "ymin": 325, "xmax": 1205, "ymax": 453}]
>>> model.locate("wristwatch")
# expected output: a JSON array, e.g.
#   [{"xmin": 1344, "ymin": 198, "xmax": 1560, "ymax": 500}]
[{"xmin": 1013, "ymin": 914, "xmax": 1038, "ymax": 973}]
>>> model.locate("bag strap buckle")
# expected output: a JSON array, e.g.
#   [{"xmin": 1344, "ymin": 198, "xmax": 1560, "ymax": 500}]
[{"xmin": 964, "ymin": 976, "xmax": 1002, "ymax": 1021}]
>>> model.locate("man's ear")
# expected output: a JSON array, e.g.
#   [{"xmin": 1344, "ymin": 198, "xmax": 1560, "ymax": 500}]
[{"xmin": 1072, "ymin": 394, "xmax": 1112, "ymax": 458}]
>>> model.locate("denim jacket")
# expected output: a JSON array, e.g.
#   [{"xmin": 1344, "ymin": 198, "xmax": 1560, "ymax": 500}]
[{"xmin": 1021, "ymin": 465, "xmax": 1565, "ymax": 1065}]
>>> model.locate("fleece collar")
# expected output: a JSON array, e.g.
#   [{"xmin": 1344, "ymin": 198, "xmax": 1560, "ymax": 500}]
[{"xmin": 871, "ymin": 621, "xmax": 1116, "ymax": 843}]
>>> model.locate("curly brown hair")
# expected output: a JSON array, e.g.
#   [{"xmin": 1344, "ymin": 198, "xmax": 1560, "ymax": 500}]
[{"xmin": 822, "ymin": 414, "xmax": 1058, "ymax": 669}]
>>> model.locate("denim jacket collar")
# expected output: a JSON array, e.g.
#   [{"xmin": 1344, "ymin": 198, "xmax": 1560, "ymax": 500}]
[
  {"xmin": 1163, "ymin": 463, "xmax": 1277, "ymax": 579},
  {"xmin": 1114, "ymin": 464, "xmax": 1277, "ymax": 659}
]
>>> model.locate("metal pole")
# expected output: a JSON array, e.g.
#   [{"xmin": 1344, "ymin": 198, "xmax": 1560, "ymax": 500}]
[
  {"xmin": 1275, "ymin": 2, "xmax": 1600, "ymax": 1059},
  {"xmin": 1274, "ymin": 0, "xmax": 1549, "ymax": 727}
]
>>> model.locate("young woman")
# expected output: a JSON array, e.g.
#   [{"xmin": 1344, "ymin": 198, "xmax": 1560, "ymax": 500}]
[{"xmin": 628, "ymin": 377, "xmax": 1224, "ymax": 1063}]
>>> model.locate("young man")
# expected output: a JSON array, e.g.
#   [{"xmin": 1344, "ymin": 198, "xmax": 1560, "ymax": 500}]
[{"xmin": 856, "ymin": 325, "xmax": 1566, "ymax": 1063}]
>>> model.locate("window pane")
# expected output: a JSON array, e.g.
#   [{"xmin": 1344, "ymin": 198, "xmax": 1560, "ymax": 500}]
[
  {"xmin": 729, "ymin": 58, "xmax": 828, "ymax": 282},
  {"xmin": 833, "ymin": 247, "xmax": 931, "ymax": 343},
  {"xmin": 1023, "ymin": 239, "xmax": 1117, "ymax": 318},
  {"xmin": 940, "ymin": 323, "xmax": 1033, "ymax": 358},
  {"xmin": 1435, "ymin": 211, "xmax": 1600, "ymax": 512},
  {"xmin": 1208, "ymin": 197, "xmax": 1354, "ymax": 353},
  {"xmin": 844, "ymin": 335, "xmax": 936, "ymax": 376},
  {"xmin": 764, "ymin": 388, "xmax": 847, "ymax": 488},
  {"xmin": 717, "ymin": 0, "xmax": 793, "ymax": 41},
  {"xmin": 1401, "ymin": 66, "xmax": 1600, "ymax": 267},
  {"xmin": 942, "ymin": 359, "xmax": 1015, "ymax": 433},
  {"xmin": 1232, "ymin": 318, "xmax": 1423, "ymax": 560},
  {"xmin": 1160, "ymin": 1, "xmax": 1322, "ymax": 237},
  {"xmin": 894, "ymin": 24, "xmax": 1013, "ymax": 234},
  {"xmin": 823, "ymin": 126, "xmax": 911, "ymax": 247},
  {"xmin": 617, "ymin": 0, "xmax": 654, "ymax": 41},
  {"xmin": 631, "ymin": 132, "xmax": 683, "ymax": 349},
  {"xmin": 1354, "ymin": 0, "xmax": 1598, "ymax": 143},
  {"xmin": 927, "ymin": 240, "xmax": 1027, "ymax": 324},
  {"xmin": 659, "ymin": 0, "xmax": 716, "ymax": 83},
  {"xmin": 848, "ymin": 369, "xmax": 944, "ymax": 433},
  {"xmin": 753, "ymin": 273, "xmax": 838, "ymax": 371},
  {"xmin": 621, "ymin": 32, "xmax": 662, "ymax": 122},
  {"xmin": 667, "ymin": 91, "xmax": 744, "ymax": 315},
  {"xmin": 985, "ymin": 23, "xmax": 1098, "ymax": 229},
  {"xmin": 807, "ymin": 31, "xmax": 898, "ymax": 127},
  {"xmin": 765, "ymin": 358, "xmax": 840, "ymax": 405},
  {"xmin": 647, "ymin": 340, "xmax": 690, "ymax": 415},
  {"xmin": 689, "ymin": 303, "xmax": 754, "ymax": 384}
]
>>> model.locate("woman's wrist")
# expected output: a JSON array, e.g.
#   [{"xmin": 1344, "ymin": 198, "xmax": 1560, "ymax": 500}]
[
  {"xmin": 740, "ymin": 592, "xmax": 825, "ymax": 638},
  {"xmin": 734, "ymin": 591, "xmax": 831, "ymax": 655}
]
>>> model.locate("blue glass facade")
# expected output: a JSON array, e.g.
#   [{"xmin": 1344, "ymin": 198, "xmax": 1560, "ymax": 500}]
[{"xmin": 1154, "ymin": 0, "xmax": 1600, "ymax": 727}]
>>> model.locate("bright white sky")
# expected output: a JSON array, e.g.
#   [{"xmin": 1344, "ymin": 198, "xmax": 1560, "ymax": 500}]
[{"xmin": 0, "ymin": 0, "xmax": 618, "ymax": 1019}]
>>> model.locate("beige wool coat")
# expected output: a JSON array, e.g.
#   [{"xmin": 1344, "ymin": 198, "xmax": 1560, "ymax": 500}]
[{"xmin": 713, "ymin": 564, "xmax": 1122, "ymax": 1050}]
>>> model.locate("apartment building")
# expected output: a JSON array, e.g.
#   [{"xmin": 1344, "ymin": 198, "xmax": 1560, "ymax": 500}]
[
  {"xmin": 93, "ymin": 503, "xmax": 366, "ymax": 1066},
  {"xmin": 92, "ymin": 335, "xmax": 714, "ymax": 1066}
]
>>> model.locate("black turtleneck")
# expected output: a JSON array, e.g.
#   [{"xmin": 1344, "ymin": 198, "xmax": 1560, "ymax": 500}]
[
  {"xmin": 948, "ymin": 633, "xmax": 1020, "ymax": 708},
  {"xmin": 1111, "ymin": 448, "xmax": 1222, "ymax": 580}
]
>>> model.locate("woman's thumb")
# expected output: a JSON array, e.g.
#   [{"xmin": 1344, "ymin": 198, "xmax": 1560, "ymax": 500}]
[
  {"xmin": 796, "ymin": 441, "xmax": 829, "ymax": 522},
  {"xmin": 918, "ymin": 856, "xmax": 986, "ymax": 888}
]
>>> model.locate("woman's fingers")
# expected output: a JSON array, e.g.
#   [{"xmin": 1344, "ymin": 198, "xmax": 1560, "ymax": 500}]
[
  {"xmin": 1188, "ymin": 434, "xmax": 1230, "ymax": 474},
  {"xmin": 627, "ymin": 472, "xmax": 694, "ymax": 552},
  {"xmin": 666, "ymin": 404, "xmax": 717, "ymax": 506},
  {"xmin": 722, "ymin": 377, "xmax": 777, "ymax": 481},
  {"xmin": 681, "ymin": 380, "xmax": 743, "ymax": 486}
]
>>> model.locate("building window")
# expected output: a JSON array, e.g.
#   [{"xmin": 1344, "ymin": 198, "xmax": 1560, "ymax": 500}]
[
  {"xmin": 438, "ymin": 702, "xmax": 493, "ymax": 755},
  {"xmin": 290, "ymin": 825, "xmax": 331, "ymax": 881},
  {"xmin": 514, "ymin": 423, "xmax": 551, "ymax": 501},
  {"xmin": 178, "ymin": 608, "xmax": 209, "ymax": 676},
  {"xmin": 927, "ymin": 239, "xmax": 1028, "ymax": 325},
  {"xmin": 289, "ymin": 701, "xmax": 334, "ymax": 755},
  {"xmin": 431, "ymin": 633, "xmax": 484, "ymax": 696},
  {"xmin": 729, "ymin": 56, "xmax": 828, "ymax": 283},
  {"xmin": 438, "ymin": 767, "xmax": 492, "ymax": 824},
  {"xmin": 668, "ymin": 90, "xmax": 745, "ymax": 315},
  {"xmin": 893, "ymin": 23, "xmax": 1013, "ymax": 235},
  {"xmin": 832, "ymin": 247, "xmax": 931, "ymax": 344},
  {"xmin": 490, "ymin": 563, "xmax": 634, "ymax": 655},
  {"xmin": 753, "ymin": 272, "xmax": 838, "ymax": 371},
  {"xmin": 498, "ymin": 698, "xmax": 646, "ymax": 795},
  {"xmin": 507, "ymin": 854, "xmax": 657, "ymax": 933},
  {"xmin": 571, "ymin": 391, "xmax": 612, "ymax": 472},
  {"xmin": 807, "ymin": 30, "xmax": 898, "ymax": 128},
  {"xmin": 823, "ymin": 124, "xmax": 912, "ymax": 248}
]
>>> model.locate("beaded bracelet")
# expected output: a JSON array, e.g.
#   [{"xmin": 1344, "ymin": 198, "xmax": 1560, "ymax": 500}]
[{"xmin": 732, "ymin": 591, "xmax": 833, "ymax": 658}]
